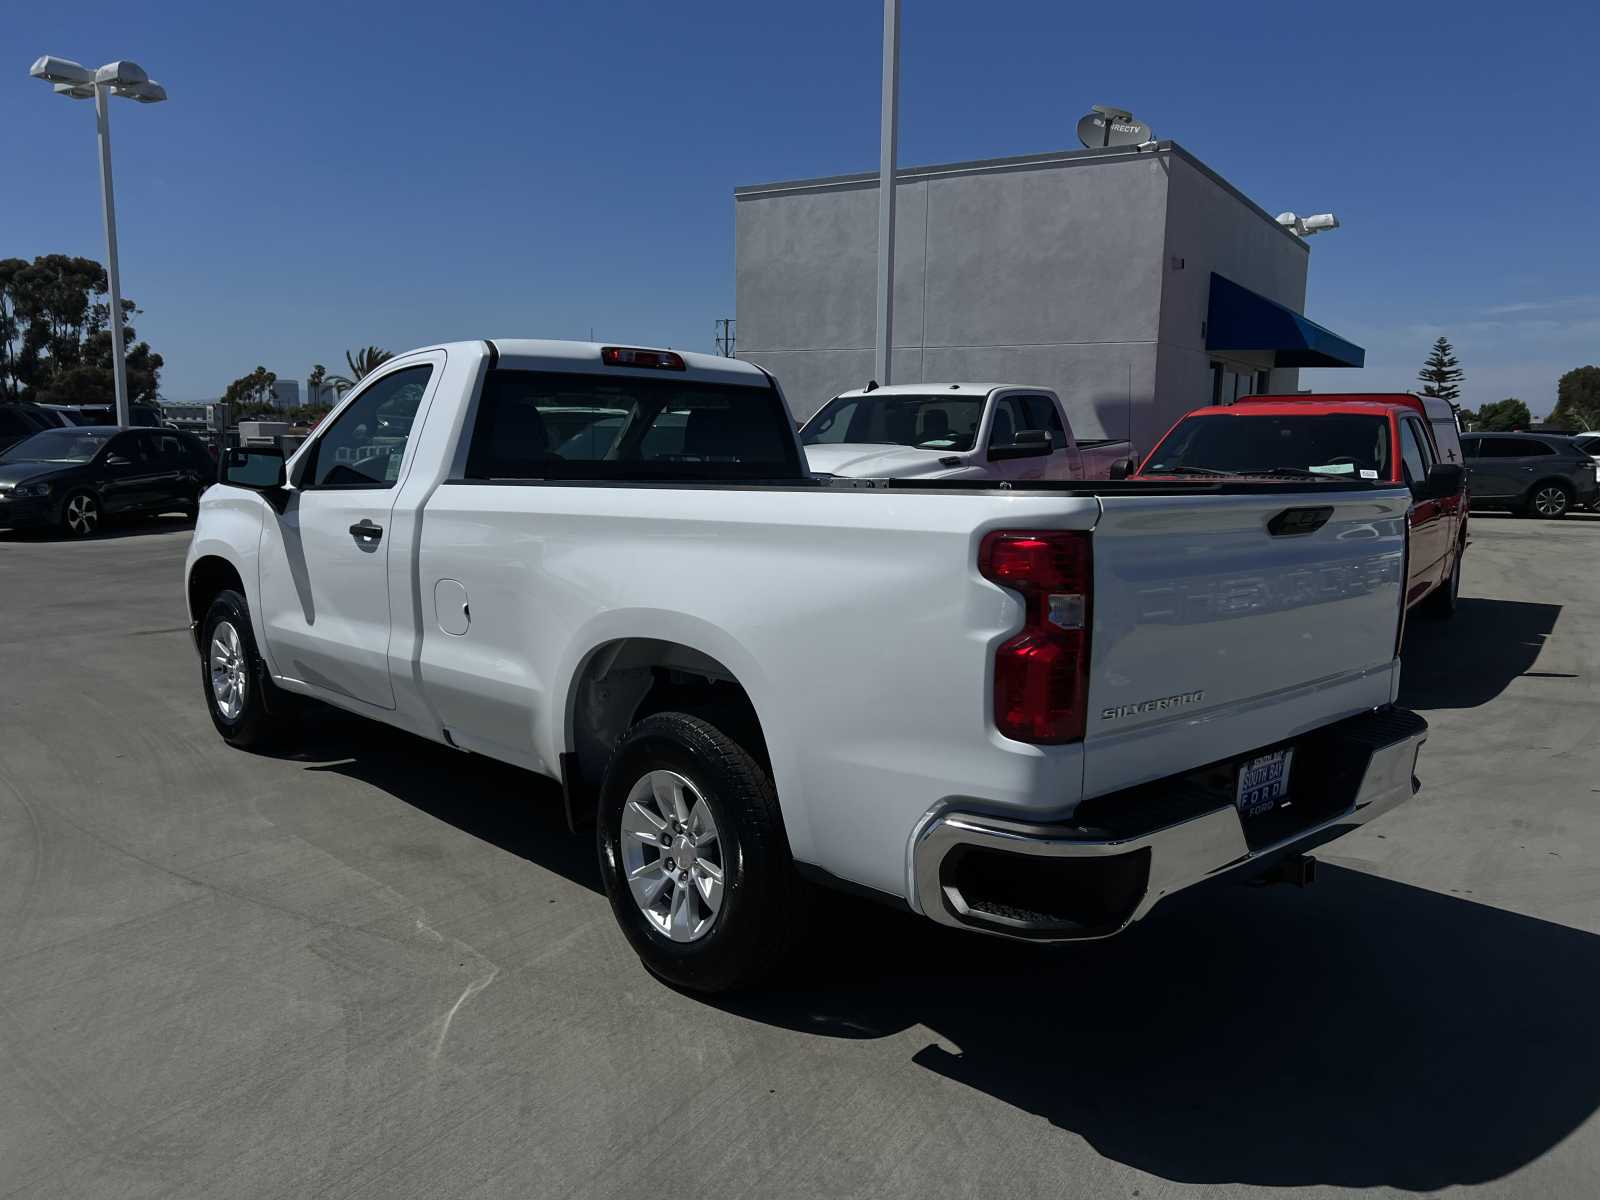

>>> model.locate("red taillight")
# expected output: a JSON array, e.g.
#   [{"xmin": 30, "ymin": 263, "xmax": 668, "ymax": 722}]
[
  {"xmin": 601, "ymin": 346, "xmax": 686, "ymax": 371},
  {"xmin": 978, "ymin": 531, "xmax": 1092, "ymax": 744}
]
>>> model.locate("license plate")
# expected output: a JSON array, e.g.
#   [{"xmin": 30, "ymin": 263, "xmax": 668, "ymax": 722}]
[{"xmin": 1236, "ymin": 748, "xmax": 1294, "ymax": 817}]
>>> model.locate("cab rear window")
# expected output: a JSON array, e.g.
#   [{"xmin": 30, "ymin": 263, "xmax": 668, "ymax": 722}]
[{"xmin": 464, "ymin": 369, "xmax": 803, "ymax": 482}]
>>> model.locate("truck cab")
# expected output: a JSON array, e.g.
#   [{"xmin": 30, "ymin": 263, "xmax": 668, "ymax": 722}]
[
  {"xmin": 1136, "ymin": 393, "xmax": 1470, "ymax": 616},
  {"xmin": 799, "ymin": 383, "xmax": 1130, "ymax": 482}
]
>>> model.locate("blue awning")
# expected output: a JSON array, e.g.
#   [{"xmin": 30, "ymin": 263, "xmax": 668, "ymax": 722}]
[{"xmin": 1206, "ymin": 274, "xmax": 1365, "ymax": 368}]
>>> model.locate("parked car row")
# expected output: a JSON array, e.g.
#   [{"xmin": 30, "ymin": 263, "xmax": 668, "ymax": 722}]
[
  {"xmin": 184, "ymin": 340, "xmax": 1429, "ymax": 993},
  {"xmin": 0, "ymin": 425, "xmax": 214, "ymax": 536}
]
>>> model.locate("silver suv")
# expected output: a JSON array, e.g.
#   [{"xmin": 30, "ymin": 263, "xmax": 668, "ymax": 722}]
[{"xmin": 1460, "ymin": 432, "xmax": 1600, "ymax": 518}]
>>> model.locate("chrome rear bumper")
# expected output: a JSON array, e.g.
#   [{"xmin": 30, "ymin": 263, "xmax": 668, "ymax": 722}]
[{"xmin": 912, "ymin": 707, "xmax": 1426, "ymax": 941}]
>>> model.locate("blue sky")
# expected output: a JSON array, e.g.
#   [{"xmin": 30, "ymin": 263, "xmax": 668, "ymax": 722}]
[{"xmin": 5, "ymin": 0, "xmax": 1595, "ymax": 412}]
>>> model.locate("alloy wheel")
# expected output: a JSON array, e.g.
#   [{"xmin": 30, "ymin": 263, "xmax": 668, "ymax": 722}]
[
  {"xmin": 1534, "ymin": 486, "xmax": 1569, "ymax": 518},
  {"xmin": 208, "ymin": 620, "xmax": 248, "ymax": 721},
  {"xmin": 618, "ymin": 769, "xmax": 725, "ymax": 943},
  {"xmin": 65, "ymin": 493, "xmax": 99, "ymax": 536}
]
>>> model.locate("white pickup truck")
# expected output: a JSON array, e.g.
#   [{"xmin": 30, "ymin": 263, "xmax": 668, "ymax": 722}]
[
  {"xmin": 186, "ymin": 340, "xmax": 1427, "ymax": 992},
  {"xmin": 799, "ymin": 382, "xmax": 1134, "ymax": 481}
]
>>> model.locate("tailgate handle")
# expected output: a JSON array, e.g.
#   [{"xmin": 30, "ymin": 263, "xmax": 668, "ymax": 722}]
[{"xmin": 1267, "ymin": 506, "xmax": 1333, "ymax": 536}]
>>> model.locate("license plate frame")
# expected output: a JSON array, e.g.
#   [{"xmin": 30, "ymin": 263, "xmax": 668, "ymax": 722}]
[{"xmin": 1236, "ymin": 748, "xmax": 1294, "ymax": 818}]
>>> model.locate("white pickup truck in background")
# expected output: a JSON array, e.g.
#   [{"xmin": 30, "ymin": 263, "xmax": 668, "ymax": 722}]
[
  {"xmin": 799, "ymin": 382, "xmax": 1134, "ymax": 481},
  {"xmin": 187, "ymin": 340, "xmax": 1426, "ymax": 992}
]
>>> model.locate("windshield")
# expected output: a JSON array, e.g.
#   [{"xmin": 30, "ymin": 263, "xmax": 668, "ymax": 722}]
[
  {"xmin": 801, "ymin": 394, "xmax": 985, "ymax": 452},
  {"xmin": 0, "ymin": 428, "xmax": 113, "ymax": 464},
  {"xmin": 1145, "ymin": 413, "xmax": 1393, "ymax": 480}
]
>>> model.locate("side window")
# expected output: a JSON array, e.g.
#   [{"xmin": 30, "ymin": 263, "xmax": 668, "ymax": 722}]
[
  {"xmin": 988, "ymin": 396, "xmax": 1027, "ymax": 449},
  {"xmin": 1522, "ymin": 440, "xmax": 1556, "ymax": 457},
  {"xmin": 107, "ymin": 432, "xmax": 150, "ymax": 465},
  {"xmin": 803, "ymin": 399, "xmax": 858, "ymax": 444},
  {"xmin": 1460, "ymin": 437, "xmax": 1481, "ymax": 460},
  {"xmin": 1397, "ymin": 419, "xmax": 1428, "ymax": 485},
  {"xmin": 153, "ymin": 434, "xmax": 186, "ymax": 465},
  {"xmin": 306, "ymin": 365, "xmax": 433, "ymax": 488},
  {"xmin": 1020, "ymin": 396, "xmax": 1068, "ymax": 448},
  {"xmin": 1407, "ymin": 419, "xmax": 1435, "ymax": 470}
]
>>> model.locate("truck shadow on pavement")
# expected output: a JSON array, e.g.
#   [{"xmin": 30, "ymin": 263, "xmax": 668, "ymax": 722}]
[
  {"xmin": 264, "ymin": 712, "xmax": 600, "ymax": 895},
  {"xmin": 1400, "ymin": 596, "xmax": 1562, "ymax": 708},
  {"xmin": 727, "ymin": 870, "xmax": 1600, "ymax": 1192},
  {"xmin": 265, "ymin": 710, "xmax": 1600, "ymax": 1191}
]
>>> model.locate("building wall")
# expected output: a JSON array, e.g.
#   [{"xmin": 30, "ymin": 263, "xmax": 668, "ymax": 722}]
[
  {"xmin": 1149, "ymin": 154, "xmax": 1311, "ymax": 451},
  {"xmin": 736, "ymin": 148, "xmax": 1170, "ymax": 437}
]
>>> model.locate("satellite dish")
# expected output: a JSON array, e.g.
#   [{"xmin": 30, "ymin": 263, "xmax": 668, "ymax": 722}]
[{"xmin": 1077, "ymin": 109, "xmax": 1154, "ymax": 149}]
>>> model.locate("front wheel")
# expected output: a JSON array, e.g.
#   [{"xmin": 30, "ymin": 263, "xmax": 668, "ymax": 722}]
[
  {"xmin": 60, "ymin": 490, "xmax": 101, "ymax": 537},
  {"xmin": 1526, "ymin": 483, "xmax": 1572, "ymax": 519},
  {"xmin": 1419, "ymin": 544, "xmax": 1462, "ymax": 619},
  {"xmin": 597, "ymin": 711, "xmax": 804, "ymax": 993},
  {"xmin": 200, "ymin": 589, "xmax": 297, "ymax": 749}
]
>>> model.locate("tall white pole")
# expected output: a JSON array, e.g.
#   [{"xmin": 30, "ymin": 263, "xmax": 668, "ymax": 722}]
[
  {"xmin": 873, "ymin": 0, "xmax": 901, "ymax": 386},
  {"xmin": 94, "ymin": 82, "xmax": 131, "ymax": 428}
]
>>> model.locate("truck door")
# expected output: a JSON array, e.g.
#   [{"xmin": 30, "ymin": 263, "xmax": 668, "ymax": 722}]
[
  {"xmin": 1020, "ymin": 394, "xmax": 1080, "ymax": 480},
  {"xmin": 257, "ymin": 358, "xmax": 442, "ymax": 710},
  {"xmin": 984, "ymin": 393, "xmax": 1048, "ymax": 481},
  {"xmin": 1461, "ymin": 435, "xmax": 1515, "ymax": 499},
  {"xmin": 1397, "ymin": 415, "xmax": 1445, "ymax": 601}
]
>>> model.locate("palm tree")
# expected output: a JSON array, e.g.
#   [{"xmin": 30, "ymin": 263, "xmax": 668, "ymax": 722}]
[{"xmin": 326, "ymin": 346, "xmax": 393, "ymax": 394}]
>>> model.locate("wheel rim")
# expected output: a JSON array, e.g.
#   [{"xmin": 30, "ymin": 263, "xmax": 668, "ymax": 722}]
[
  {"xmin": 66, "ymin": 494, "xmax": 98, "ymax": 535},
  {"xmin": 208, "ymin": 620, "xmax": 248, "ymax": 721},
  {"xmin": 1535, "ymin": 487, "xmax": 1567, "ymax": 516},
  {"xmin": 619, "ymin": 769, "xmax": 725, "ymax": 943}
]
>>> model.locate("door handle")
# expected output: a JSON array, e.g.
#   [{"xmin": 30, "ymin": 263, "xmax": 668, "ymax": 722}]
[{"xmin": 349, "ymin": 520, "xmax": 384, "ymax": 544}]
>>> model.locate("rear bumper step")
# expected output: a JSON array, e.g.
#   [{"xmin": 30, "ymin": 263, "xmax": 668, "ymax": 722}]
[{"xmin": 912, "ymin": 706, "xmax": 1426, "ymax": 941}]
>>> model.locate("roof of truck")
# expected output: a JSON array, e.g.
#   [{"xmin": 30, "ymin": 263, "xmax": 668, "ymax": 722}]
[
  {"xmin": 392, "ymin": 340, "xmax": 772, "ymax": 387},
  {"xmin": 1235, "ymin": 392, "xmax": 1457, "ymax": 420},
  {"xmin": 486, "ymin": 340, "xmax": 770, "ymax": 385},
  {"xmin": 1182, "ymin": 399, "xmax": 1404, "ymax": 418},
  {"xmin": 830, "ymin": 383, "xmax": 1020, "ymax": 399}
]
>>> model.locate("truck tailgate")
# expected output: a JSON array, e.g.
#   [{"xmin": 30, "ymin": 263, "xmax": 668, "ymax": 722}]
[{"xmin": 1082, "ymin": 487, "xmax": 1409, "ymax": 800}]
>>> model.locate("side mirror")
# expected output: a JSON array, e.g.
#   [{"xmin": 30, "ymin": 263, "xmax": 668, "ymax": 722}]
[
  {"xmin": 105, "ymin": 454, "xmax": 131, "ymax": 466},
  {"xmin": 1108, "ymin": 457, "xmax": 1134, "ymax": 480},
  {"xmin": 1420, "ymin": 462, "xmax": 1464, "ymax": 500},
  {"xmin": 221, "ymin": 446, "xmax": 287, "ymax": 491},
  {"xmin": 989, "ymin": 429, "xmax": 1053, "ymax": 461}
]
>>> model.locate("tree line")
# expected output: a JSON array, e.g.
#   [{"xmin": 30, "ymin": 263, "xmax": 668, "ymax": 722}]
[
  {"xmin": 0, "ymin": 254, "xmax": 163, "ymax": 404},
  {"xmin": 222, "ymin": 346, "xmax": 393, "ymax": 422},
  {"xmin": 1418, "ymin": 336, "xmax": 1597, "ymax": 433}
]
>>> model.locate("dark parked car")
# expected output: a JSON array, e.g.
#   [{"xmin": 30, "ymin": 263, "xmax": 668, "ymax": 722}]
[
  {"xmin": 40, "ymin": 402, "xmax": 168, "ymax": 428},
  {"xmin": 0, "ymin": 402, "xmax": 71, "ymax": 454},
  {"xmin": 0, "ymin": 425, "xmax": 213, "ymax": 536},
  {"xmin": 1460, "ymin": 432, "xmax": 1599, "ymax": 519}
]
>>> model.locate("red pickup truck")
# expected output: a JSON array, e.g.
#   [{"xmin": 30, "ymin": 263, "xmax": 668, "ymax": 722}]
[{"xmin": 1134, "ymin": 393, "xmax": 1469, "ymax": 617}]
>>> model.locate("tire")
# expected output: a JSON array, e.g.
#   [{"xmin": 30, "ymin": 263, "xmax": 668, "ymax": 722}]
[
  {"xmin": 60, "ymin": 490, "xmax": 101, "ymax": 537},
  {"xmin": 597, "ymin": 711, "xmax": 803, "ymax": 993},
  {"xmin": 1419, "ymin": 544, "xmax": 1462, "ymax": 619},
  {"xmin": 199, "ymin": 589, "xmax": 297, "ymax": 749},
  {"xmin": 1525, "ymin": 482, "xmax": 1572, "ymax": 519}
]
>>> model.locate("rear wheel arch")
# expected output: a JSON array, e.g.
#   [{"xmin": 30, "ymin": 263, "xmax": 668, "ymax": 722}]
[{"xmin": 566, "ymin": 638, "xmax": 772, "ymax": 810}]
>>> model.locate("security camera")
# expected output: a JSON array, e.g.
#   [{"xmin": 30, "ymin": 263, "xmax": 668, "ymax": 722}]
[{"xmin": 1275, "ymin": 211, "xmax": 1341, "ymax": 237}]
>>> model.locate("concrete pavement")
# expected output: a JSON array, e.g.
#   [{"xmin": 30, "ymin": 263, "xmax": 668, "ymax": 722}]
[{"xmin": 2, "ymin": 512, "xmax": 1598, "ymax": 1199}]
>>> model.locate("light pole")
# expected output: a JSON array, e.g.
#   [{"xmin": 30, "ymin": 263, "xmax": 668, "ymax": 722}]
[
  {"xmin": 28, "ymin": 56, "xmax": 167, "ymax": 429},
  {"xmin": 873, "ymin": 0, "xmax": 900, "ymax": 387}
]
